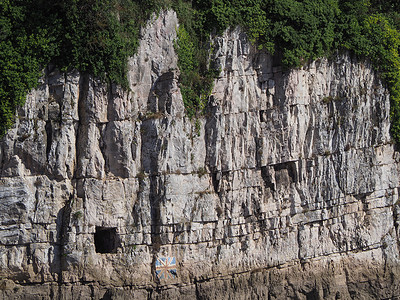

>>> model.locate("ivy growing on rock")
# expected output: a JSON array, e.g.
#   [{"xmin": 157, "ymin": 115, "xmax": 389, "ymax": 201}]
[{"xmin": 174, "ymin": 24, "xmax": 218, "ymax": 118}]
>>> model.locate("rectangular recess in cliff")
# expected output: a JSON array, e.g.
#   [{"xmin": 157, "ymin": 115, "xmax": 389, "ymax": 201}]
[
  {"xmin": 94, "ymin": 227, "xmax": 121, "ymax": 254},
  {"xmin": 273, "ymin": 161, "xmax": 298, "ymax": 184}
]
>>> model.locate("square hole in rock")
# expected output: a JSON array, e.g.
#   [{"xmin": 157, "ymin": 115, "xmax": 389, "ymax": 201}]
[{"xmin": 94, "ymin": 227, "xmax": 121, "ymax": 254}]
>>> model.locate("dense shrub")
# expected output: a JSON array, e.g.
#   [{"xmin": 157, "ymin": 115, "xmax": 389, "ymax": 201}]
[
  {"xmin": 0, "ymin": 0, "xmax": 56, "ymax": 135},
  {"xmin": 0, "ymin": 0, "xmax": 164, "ymax": 135}
]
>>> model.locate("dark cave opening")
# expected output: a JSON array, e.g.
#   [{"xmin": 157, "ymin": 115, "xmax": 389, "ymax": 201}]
[{"xmin": 94, "ymin": 227, "xmax": 120, "ymax": 254}]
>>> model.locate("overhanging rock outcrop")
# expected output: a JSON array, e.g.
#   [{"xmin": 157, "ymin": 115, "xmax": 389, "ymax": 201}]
[{"xmin": 1, "ymin": 10, "xmax": 400, "ymax": 299}]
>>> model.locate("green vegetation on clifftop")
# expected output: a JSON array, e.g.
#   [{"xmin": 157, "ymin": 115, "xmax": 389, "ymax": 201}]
[{"xmin": 2, "ymin": 0, "xmax": 400, "ymax": 142}]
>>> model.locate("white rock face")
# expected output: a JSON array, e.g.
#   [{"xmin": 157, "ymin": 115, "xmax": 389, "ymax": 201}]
[{"xmin": 1, "ymin": 10, "xmax": 400, "ymax": 299}]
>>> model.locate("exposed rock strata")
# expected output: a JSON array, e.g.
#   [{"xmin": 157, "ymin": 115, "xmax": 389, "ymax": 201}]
[{"xmin": 1, "ymin": 10, "xmax": 400, "ymax": 299}]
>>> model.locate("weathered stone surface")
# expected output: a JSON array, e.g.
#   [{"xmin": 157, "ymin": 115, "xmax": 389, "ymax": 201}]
[{"xmin": 1, "ymin": 10, "xmax": 400, "ymax": 299}]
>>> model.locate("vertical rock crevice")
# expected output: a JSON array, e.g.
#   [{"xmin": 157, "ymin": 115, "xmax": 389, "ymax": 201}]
[{"xmin": 74, "ymin": 73, "xmax": 89, "ymax": 179}]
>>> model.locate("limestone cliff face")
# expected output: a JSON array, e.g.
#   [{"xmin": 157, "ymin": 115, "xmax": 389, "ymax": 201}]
[{"xmin": 1, "ymin": 10, "xmax": 400, "ymax": 299}]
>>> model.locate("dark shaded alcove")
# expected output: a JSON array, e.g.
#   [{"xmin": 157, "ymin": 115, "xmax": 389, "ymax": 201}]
[{"xmin": 94, "ymin": 227, "xmax": 120, "ymax": 254}]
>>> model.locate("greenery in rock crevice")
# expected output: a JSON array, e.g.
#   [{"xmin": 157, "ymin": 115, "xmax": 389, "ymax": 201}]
[
  {"xmin": 2, "ymin": 0, "xmax": 400, "ymax": 143},
  {"xmin": 174, "ymin": 23, "xmax": 219, "ymax": 119}
]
